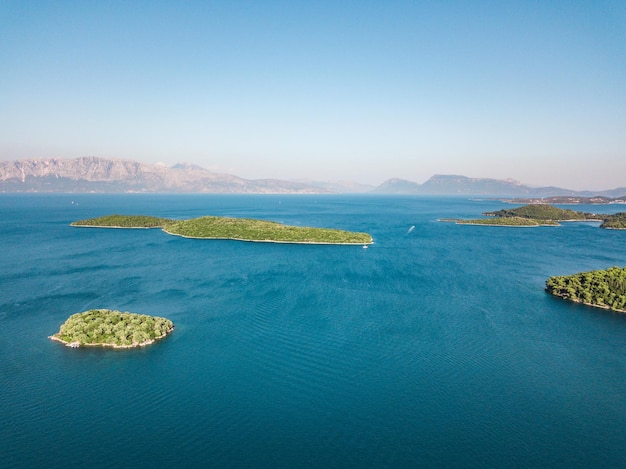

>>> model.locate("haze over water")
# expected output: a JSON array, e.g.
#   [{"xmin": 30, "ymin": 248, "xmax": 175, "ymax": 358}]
[{"xmin": 1, "ymin": 194, "xmax": 625, "ymax": 468}]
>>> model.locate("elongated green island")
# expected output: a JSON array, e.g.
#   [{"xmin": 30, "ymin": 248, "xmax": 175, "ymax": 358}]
[
  {"xmin": 546, "ymin": 266, "xmax": 626, "ymax": 313},
  {"xmin": 442, "ymin": 204, "xmax": 625, "ymax": 227},
  {"xmin": 72, "ymin": 214, "xmax": 373, "ymax": 244},
  {"xmin": 72, "ymin": 215, "xmax": 171, "ymax": 228},
  {"xmin": 442, "ymin": 216, "xmax": 558, "ymax": 226},
  {"xmin": 484, "ymin": 204, "xmax": 602, "ymax": 221},
  {"xmin": 49, "ymin": 309, "xmax": 175, "ymax": 348}
]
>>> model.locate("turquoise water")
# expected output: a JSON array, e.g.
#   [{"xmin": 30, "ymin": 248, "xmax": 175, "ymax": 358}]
[{"xmin": 1, "ymin": 194, "xmax": 625, "ymax": 468}]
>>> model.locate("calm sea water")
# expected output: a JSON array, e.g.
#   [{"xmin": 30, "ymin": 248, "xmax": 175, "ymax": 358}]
[{"xmin": 1, "ymin": 194, "xmax": 625, "ymax": 468}]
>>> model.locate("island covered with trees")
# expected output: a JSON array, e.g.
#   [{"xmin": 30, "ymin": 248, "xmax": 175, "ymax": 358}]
[
  {"xmin": 483, "ymin": 204, "xmax": 602, "ymax": 221},
  {"xmin": 601, "ymin": 213, "xmax": 626, "ymax": 229},
  {"xmin": 72, "ymin": 214, "xmax": 373, "ymax": 244},
  {"xmin": 49, "ymin": 309, "xmax": 175, "ymax": 348},
  {"xmin": 442, "ymin": 204, "xmax": 626, "ymax": 228},
  {"xmin": 546, "ymin": 266, "xmax": 626, "ymax": 313},
  {"xmin": 72, "ymin": 214, "xmax": 170, "ymax": 228}
]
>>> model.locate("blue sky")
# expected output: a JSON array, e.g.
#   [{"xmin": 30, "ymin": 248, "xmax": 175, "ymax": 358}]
[{"xmin": 1, "ymin": 0, "xmax": 624, "ymax": 189}]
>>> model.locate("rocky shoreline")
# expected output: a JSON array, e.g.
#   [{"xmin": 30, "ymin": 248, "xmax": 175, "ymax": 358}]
[{"xmin": 49, "ymin": 326, "xmax": 174, "ymax": 349}]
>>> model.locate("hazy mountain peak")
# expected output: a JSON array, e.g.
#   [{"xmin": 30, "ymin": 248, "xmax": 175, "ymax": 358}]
[
  {"xmin": 171, "ymin": 162, "xmax": 209, "ymax": 171},
  {"xmin": 373, "ymin": 175, "xmax": 625, "ymax": 197},
  {"xmin": 0, "ymin": 157, "xmax": 328, "ymax": 194}
]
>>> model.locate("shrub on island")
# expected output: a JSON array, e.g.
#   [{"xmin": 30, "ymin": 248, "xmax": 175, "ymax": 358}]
[{"xmin": 50, "ymin": 309, "xmax": 174, "ymax": 348}]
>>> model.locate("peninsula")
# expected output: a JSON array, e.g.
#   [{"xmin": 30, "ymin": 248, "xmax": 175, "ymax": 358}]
[
  {"xmin": 441, "ymin": 204, "xmax": 626, "ymax": 228},
  {"xmin": 71, "ymin": 214, "xmax": 374, "ymax": 244},
  {"xmin": 601, "ymin": 213, "xmax": 626, "ymax": 229},
  {"xmin": 49, "ymin": 309, "xmax": 175, "ymax": 348},
  {"xmin": 546, "ymin": 266, "xmax": 626, "ymax": 313}
]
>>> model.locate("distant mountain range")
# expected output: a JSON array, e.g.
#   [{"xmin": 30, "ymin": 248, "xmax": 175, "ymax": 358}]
[
  {"xmin": 372, "ymin": 175, "xmax": 626, "ymax": 198},
  {"xmin": 0, "ymin": 157, "xmax": 624, "ymax": 197},
  {"xmin": 0, "ymin": 157, "xmax": 330, "ymax": 194}
]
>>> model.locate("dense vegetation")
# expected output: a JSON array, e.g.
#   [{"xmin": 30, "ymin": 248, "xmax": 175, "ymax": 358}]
[
  {"xmin": 71, "ymin": 215, "xmax": 171, "ymax": 228},
  {"xmin": 601, "ymin": 212, "xmax": 626, "ymax": 229},
  {"xmin": 73, "ymin": 214, "xmax": 373, "ymax": 244},
  {"xmin": 164, "ymin": 216, "xmax": 373, "ymax": 244},
  {"xmin": 446, "ymin": 204, "xmax": 626, "ymax": 228},
  {"xmin": 484, "ymin": 204, "xmax": 601, "ymax": 221},
  {"xmin": 51, "ymin": 309, "xmax": 174, "ymax": 347},
  {"xmin": 546, "ymin": 266, "xmax": 626, "ymax": 312}
]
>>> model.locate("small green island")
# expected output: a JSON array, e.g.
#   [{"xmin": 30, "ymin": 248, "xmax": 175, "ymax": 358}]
[
  {"xmin": 71, "ymin": 214, "xmax": 373, "ymax": 244},
  {"xmin": 72, "ymin": 215, "xmax": 171, "ymax": 228},
  {"xmin": 442, "ymin": 216, "xmax": 559, "ymax": 226},
  {"xmin": 546, "ymin": 266, "xmax": 626, "ymax": 313},
  {"xmin": 442, "ymin": 204, "xmax": 625, "ymax": 228},
  {"xmin": 49, "ymin": 309, "xmax": 175, "ymax": 348}
]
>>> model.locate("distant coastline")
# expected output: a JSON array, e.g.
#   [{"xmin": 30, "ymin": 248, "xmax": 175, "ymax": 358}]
[{"xmin": 503, "ymin": 196, "xmax": 626, "ymax": 205}]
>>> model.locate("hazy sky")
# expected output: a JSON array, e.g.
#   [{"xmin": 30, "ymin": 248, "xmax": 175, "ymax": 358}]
[{"xmin": 1, "ymin": 1, "xmax": 624, "ymax": 189}]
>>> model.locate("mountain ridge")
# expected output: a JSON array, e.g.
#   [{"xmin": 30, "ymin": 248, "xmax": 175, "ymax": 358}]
[
  {"xmin": 372, "ymin": 175, "xmax": 626, "ymax": 197},
  {"xmin": 1, "ymin": 157, "xmax": 623, "ymax": 196},
  {"xmin": 0, "ymin": 157, "xmax": 329, "ymax": 194}
]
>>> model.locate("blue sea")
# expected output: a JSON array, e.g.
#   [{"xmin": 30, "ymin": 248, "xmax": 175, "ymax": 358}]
[{"xmin": 1, "ymin": 194, "xmax": 625, "ymax": 468}]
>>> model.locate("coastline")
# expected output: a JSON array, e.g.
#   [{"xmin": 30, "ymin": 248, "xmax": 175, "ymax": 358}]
[
  {"xmin": 438, "ymin": 219, "xmax": 555, "ymax": 227},
  {"xmin": 49, "ymin": 326, "xmax": 174, "ymax": 349},
  {"xmin": 454, "ymin": 222, "xmax": 551, "ymax": 228},
  {"xmin": 161, "ymin": 228, "xmax": 373, "ymax": 245},
  {"xmin": 72, "ymin": 222, "xmax": 373, "ymax": 245},
  {"xmin": 71, "ymin": 224, "xmax": 162, "ymax": 229},
  {"xmin": 549, "ymin": 294, "xmax": 626, "ymax": 315},
  {"xmin": 439, "ymin": 218, "xmax": 609, "ymax": 227},
  {"xmin": 558, "ymin": 219, "xmax": 603, "ymax": 223}
]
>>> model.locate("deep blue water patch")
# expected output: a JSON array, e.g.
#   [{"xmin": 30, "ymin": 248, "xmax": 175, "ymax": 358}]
[{"xmin": 0, "ymin": 194, "xmax": 625, "ymax": 468}]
